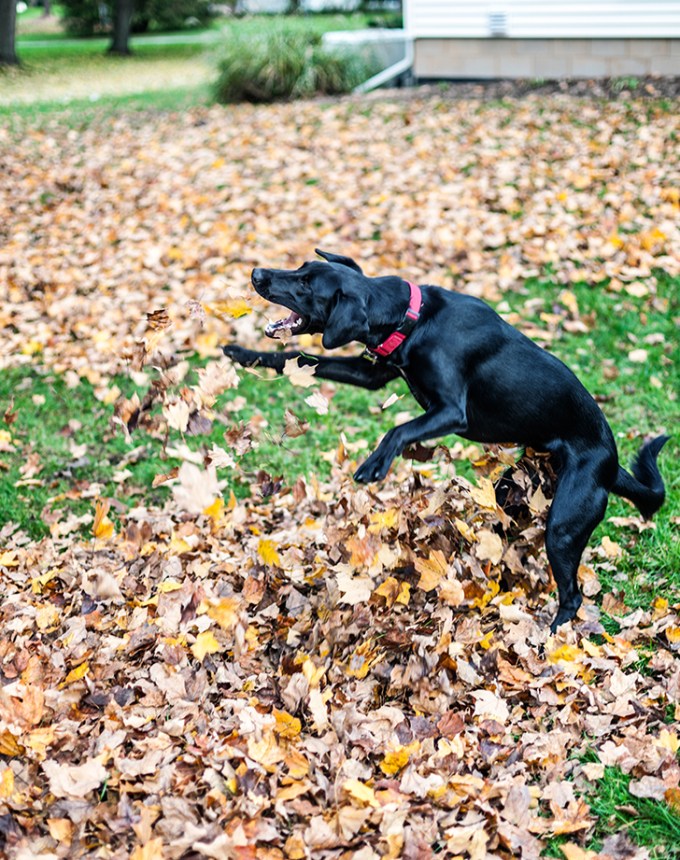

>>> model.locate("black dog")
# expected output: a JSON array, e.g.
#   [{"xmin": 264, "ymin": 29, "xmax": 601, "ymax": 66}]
[{"xmin": 223, "ymin": 250, "xmax": 669, "ymax": 631}]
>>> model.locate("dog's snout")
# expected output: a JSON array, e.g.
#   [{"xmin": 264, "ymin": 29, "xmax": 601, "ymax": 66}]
[{"xmin": 251, "ymin": 268, "xmax": 267, "ymax": 287}]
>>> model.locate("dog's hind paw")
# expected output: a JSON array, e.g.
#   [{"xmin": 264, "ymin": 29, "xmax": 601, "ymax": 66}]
[{"xmin": 549, "ymin": 597, "xmax": 583, "ymax": 633}]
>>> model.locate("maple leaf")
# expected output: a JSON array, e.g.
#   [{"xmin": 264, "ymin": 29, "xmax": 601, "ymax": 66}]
[
  {"xmin": 42, "ymin": 756, "xmax": 108, "ymax": 800},
  {"xmin": 191, "ymin": 630, "xmax": 222, "ymax": 662},
  {"xmin": 283, "ymin": 357, "xmax": 317, "ymax": 388},
  {"xmin": 415, "ymin": 549, "xmax": 448, "ymax": 591}
]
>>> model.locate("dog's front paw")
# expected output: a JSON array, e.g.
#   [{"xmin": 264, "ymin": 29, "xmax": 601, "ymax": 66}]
[
  {"xmin": 354, "ymin": 452, "xmax": 391, "ymax": 484},
  {"xmin": 222, "ymin": 345, "xmax": 261, "ymax": 367}
]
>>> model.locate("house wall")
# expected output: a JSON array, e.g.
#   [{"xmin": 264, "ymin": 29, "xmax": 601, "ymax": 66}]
[
  {"xmin": 413, "ymin": 38, "xmax": 680, "ymax": 79},
  {"xmin": 406, "ymin": 0, "xmax": 680, "ymax": 78},
  {"xmin": 405, "ymin": 1, "xmax": 680, "ymax": 39}
]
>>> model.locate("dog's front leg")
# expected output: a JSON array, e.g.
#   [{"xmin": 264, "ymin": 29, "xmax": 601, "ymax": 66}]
[
  {"xmin": 354, "ymin": 405, "xmax": 468, "ymax": 483},
  {"xmin": 223, "ymin": 346, "xmax": 399, "ymax": 390}
]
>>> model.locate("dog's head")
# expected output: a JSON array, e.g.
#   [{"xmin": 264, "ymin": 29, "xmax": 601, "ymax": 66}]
[{"xmin": 251, "ymin": 250, "xmax": 369, "ymax": 349}]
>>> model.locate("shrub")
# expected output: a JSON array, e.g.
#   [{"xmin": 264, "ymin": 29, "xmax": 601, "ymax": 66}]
[
  {"xmin": 214, "ymin": 29, "xmax": 379, "ymax": 104},
  {"xmin": 143, "ymin": 0, "xmax": 213, "ymax": 32},
  {"xmin": 60, "ymin": 0, "xmax": 103, "ymax": 37}
]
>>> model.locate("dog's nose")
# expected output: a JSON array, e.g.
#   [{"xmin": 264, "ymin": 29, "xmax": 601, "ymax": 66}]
[{"xmin": 251, "ymin": 268, "xmax": 266, "ymax": 287}]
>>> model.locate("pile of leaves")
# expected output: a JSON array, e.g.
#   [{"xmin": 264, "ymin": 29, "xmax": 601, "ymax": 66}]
[
  {"xmin": 1, "ymin": 442, "xmax": 679, "ymax": 858},
  {"xmin": 0, "ymin": 90, "xmax": 679, "ymax": 856}
]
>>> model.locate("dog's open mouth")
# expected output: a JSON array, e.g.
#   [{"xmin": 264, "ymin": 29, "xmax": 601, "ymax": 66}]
[{"xmin": 265, "ymin": 311, "xmax": 308, "ymax": 339}]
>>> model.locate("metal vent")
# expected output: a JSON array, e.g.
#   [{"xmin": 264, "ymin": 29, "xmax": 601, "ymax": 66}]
[{"xmin": 489, "ymin": 11, "xmax": 508, "ymax": 37}]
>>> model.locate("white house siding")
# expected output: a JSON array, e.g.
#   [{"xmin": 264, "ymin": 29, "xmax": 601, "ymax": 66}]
[{"xmin": 405, "ymin": 1, "xmax": 680, "ymax": 78}]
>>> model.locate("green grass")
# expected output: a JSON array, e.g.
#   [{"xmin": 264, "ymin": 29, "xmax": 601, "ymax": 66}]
[
  {"xmin": 0, "ymin": 357, "xmax": 399, "ymax": 540},
  {"xmin": 0, "ymin": 82, "xmax": 214, "ymax": 124},
  {"xmin": 587, "ymin": 765, "xmax": 680, "ymax": 858},
  {"xmin": 541, "ymin": 754, "xmax": 680, "ymax": 859}
]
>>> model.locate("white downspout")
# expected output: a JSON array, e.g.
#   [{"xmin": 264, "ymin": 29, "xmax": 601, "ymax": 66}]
[{"xmin": 354, "ymin": 35, "xmax": 414, "ymax": 94}]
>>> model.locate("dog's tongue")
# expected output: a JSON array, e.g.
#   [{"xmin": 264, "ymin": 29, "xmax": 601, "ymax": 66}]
[{"xmin": 265, "ymin": 312, "xmax": 304, "ymax": 338}]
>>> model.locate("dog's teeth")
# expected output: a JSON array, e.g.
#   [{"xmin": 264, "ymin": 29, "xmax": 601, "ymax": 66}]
[{"xmin": 265, "ymin": 312, "xmax": 304, "ymax": 338}]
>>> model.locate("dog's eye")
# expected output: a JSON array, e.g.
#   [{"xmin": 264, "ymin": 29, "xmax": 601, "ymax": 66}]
[{"xmin": 300, "ymin": 275, "xmax": 311, "ymax": 288}]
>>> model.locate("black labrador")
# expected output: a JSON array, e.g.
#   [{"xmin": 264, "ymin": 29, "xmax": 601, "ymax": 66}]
[{"xmin": 223, "ymin": 250, "xmax": 669, "ymax": 631}]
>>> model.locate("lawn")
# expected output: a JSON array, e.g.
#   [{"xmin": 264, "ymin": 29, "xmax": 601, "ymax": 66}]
[
  {"xmin": 3, "ymin": 10, "xmax": 396, "ymax": 110},
  {"xmin": 0, "ymin": 60, "xmax": 678, "ymax": 859}
]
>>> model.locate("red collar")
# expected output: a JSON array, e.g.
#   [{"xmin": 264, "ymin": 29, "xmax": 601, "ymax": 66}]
[{"xmin": 364, "ymin": 282, "xmax": 422, "ymax": 362}]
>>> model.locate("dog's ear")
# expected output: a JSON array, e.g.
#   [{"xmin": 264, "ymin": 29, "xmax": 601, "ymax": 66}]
[
  {"xmin": 315, "ymin": 249, "xmax": 363, "ymax": 274},
  {"xmin": 322, "ymin": 292, "xmax": 368, "ymax": 350}
]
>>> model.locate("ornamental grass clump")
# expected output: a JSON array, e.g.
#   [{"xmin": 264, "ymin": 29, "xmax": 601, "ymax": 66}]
[{"xmin": 214, "ymin": 30, "xmax": 378, "ymax": 103}]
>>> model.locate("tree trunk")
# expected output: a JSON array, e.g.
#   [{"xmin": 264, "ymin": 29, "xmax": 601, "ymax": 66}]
[
  {"xmin": 42, "ymin": 0, "xmax": 52, "ymax": 18},
  {"xmin": 0, "ymin": 0, "xmax": 18, "ymax": 66},
  {"xmin": 109, "ymin": 0, "xmax": 134, "ymax": 56}
]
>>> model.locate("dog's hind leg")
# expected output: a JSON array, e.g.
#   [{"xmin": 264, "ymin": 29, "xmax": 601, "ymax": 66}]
[{"xmin": 545, "ymin": 455, "xmax": 615, "ymax": 632}]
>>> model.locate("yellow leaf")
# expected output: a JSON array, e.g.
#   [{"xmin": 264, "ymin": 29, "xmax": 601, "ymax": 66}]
[
  {"xmin": 301, "ymin": 657, "xmax": 326, "ymax": 687},
  {"xmin": 0, "ymin": 731, "xmax": 23, "ymax": 757},
  {"xmin": 380, "ymin": 741, "xmax": 419, "ymax": 776},
  {"xmin": 93, "ymin": 500, "xmax": 115, "ymax": 541},
  {"xmin": 274, "ymin": 709, "xmax": 302, "ymax": 739},
  {"xmin": 258, "ymin": 539, "xmax": 281, "ymax": 567},
  {"xmin": 479, "ymin": 630, "xmax": 494, "ymax": 650},
  {"xmin": 548, "ymin": 644, "xmax": 582, "ymax": 664},
  {"xmin": 652, "ymin": 597, "xmax": 669, "ymax": 616},
  {"xmin": 472, "ymin": 578, "xmax": 500, "ymax": 610},
  {"xmin": 342, "ymin": 779, "xmax": 378, "ymax": 807},
  {"xmin": 396, "ymin": 581, "xmax": 411, "ymax": 606},
  {"xmin": 205, "ymin": 597, "xmax": 241, "ymax": 632},
  {"xmin": 665, "ymin": 627, "xmax": 680, "ymax": 644},
  {"xmin": 469, "ymin": 477, "xmax": 497, "ymax": 510},
  {"xmin": 415, "ymin": 550, "xmax": 448, "ymax": 591},
  {"xmin": 203, "ymin": 496, "xmax": 224, "ymax": 525},
  {"xmin": 21, "ymin": 340, "xmax": 43, "ymax": 355},
  {"xmin": 657, "ymin": 729, "xmax": 680, "ymax": 754},
  {"xmin": 454, "ymin": 518, "xmax": 476, "ymax": 542},
  {"xmin": 204, "ymin": 299, "xmax": 252, "ymax": 320},
  {"xmin": 374, "ymin": 576, "xmax": 400, "ymax": 605},
  {"xmin": 191, "ymin": 630, "xmax": 222, "ymax": 662},
  {"xmin": 168, "ymin": 532, "xmax": 192, "ymax": 556},
  {"xmin": 0, "ymin": 768, "xmax": 14, "ymax": 799},
  {"xmin": 63, "ymin": 662, "xmax": 89, "ymax": 686},
  {"xmin": 368, "ymin": 508, "xmax": 399, "ymax": 533},
  {"xmin": 639, "ymin": 226, "xmax": 666, "ymax": 251},
  {"xmin": 158, "ymin": 580, "xmax": 183, "ymax": 593},
  {"xmin": 0, "ymin": 550, "xmax": 18, "ymax": 567}
]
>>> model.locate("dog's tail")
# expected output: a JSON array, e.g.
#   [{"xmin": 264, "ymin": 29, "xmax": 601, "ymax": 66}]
[{"xmin": 612, "ymin": 434, "xmax": 670, "ymax": 519}]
